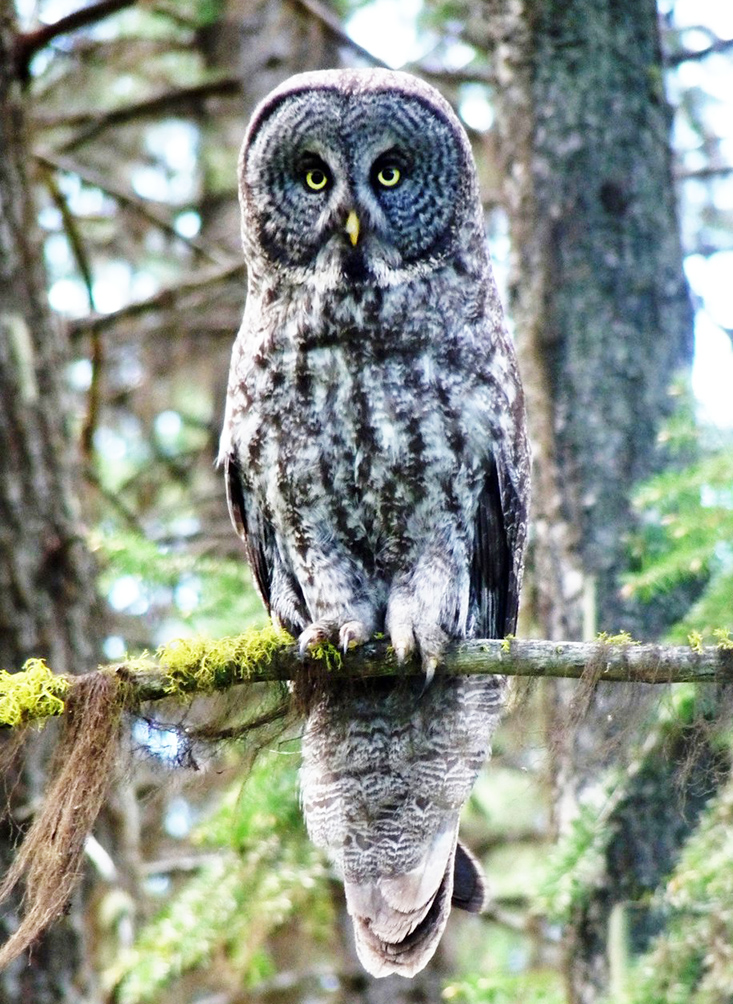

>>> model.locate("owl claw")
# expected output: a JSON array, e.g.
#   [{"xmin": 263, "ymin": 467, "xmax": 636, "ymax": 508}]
[
  {"xmin": 339, "ymin": 620, "xmax": 370, "ymax": 653},
  {"xmin": 299, "ymin": 619, "xmax": 372, "ymax": 656},
  {"xmin": 298, "ymin": 622, "xmax": 330, "ymax": 656},
  {"xmin": 422, "ymin": 655, "xmax": 439, "ymax": 686},
  {"xmin": 390, "ymin": 632, "xmax": 416, "ymax": 666}
]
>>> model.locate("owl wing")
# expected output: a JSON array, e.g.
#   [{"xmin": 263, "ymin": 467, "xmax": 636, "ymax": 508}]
[
  {"xmin": 471, "ymin": 445, "xmax": 527, "ymax": 639},
  {"xmin": 223, "ymin": 450, "xmax": 273, "ymax": 611},
  {"xmin": 223, "ymin": 449, "xmax": 309, "ymax": 636}
]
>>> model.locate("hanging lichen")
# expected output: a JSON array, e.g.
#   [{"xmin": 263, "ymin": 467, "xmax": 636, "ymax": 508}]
[{"xmin": 0, "ymin": 673, "xmax": 127, "ymax": 971}]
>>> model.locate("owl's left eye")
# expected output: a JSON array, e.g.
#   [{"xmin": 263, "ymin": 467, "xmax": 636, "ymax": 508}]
[
  {"xmin": 299, "ymin": 156, "xmax": 331, "ymax": 192},
  {"xmin": 305, "ymin": 168, "xmax": 329, "ymax": 191}
]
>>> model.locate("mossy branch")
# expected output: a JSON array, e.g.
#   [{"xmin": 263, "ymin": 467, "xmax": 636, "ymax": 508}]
[
  {"xmin": 3, "ymin": 626, "xmax": 733, "ymax": 730},
  {"xmin": 2, "ymin": 626, "xmax": 733, "ymax": 968}
]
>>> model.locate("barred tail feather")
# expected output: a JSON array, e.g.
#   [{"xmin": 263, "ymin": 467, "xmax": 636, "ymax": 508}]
[
  {"xmin": 300, "ymin": 675, "xmax": 503, "ymax": 977},
  {"xmin": 345, "ymin": 822, "xmax": 458, "ymax": 978}
]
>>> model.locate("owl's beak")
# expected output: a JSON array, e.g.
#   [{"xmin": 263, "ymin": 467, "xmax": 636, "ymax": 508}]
[{"xmin": 345, "ymin": 210, "xmax": 360, "ymax": 247}]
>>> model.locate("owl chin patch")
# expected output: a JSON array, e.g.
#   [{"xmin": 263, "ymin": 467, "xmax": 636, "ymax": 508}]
[{"xmin": 341, "ymin": 247, "xmax": 370, "ymax": 283}]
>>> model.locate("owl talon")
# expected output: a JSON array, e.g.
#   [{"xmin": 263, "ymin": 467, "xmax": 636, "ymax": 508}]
[
  {"xmin": 390, "ymin": 633, "xmax": 416, "ymax": 665},
  {"xmin": 339, "ymin": 620, "xmax": 370, "ymax": 653},
  {"xmin": 422, "ymin": 655, "xmax": 439, "ymax": 686},
  {"xmin": 298, "ymin": 622, "xmax": 330, "ymax": 656}
]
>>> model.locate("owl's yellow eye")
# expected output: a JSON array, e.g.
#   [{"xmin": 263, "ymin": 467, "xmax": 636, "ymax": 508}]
[
  {"xmin": 376, "ymin": 165, "xmax": 401, "ymax": 188},
  {"xmin": 305, "ymin": 168, "xmax": 329, "ymax": 191}
]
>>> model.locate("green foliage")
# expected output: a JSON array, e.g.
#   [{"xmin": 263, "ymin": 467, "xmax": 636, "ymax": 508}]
[
  {"xmin": 110, "ymin": 751, "xmax": 332, "ymax": 1002},
  {"xmin": 625, "ymin": 410, "xmax": 733, "ymax": 641},
  {"xmin": 535, "ymin": 787, "xmax": 616, "ymax": 924},
  {"xmin": 626, "ymin": 770, "xmax": 733, "ymax": 1004},
  {"xmin": 95, "ymin": 528, "xmax": 266, "ymax": 638},
  {"xmin": 536, "ymin": 682, "xmax": 723, "ymax": 925},
  {"xmin": 442, "ymin": 972, "xmax": 565, "ymax": 1004}
]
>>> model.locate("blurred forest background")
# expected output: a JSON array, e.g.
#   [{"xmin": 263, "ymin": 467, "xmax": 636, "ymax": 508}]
[{"xmin": 1, "ymin": 0, "xmax": 732, "ymax": 1002}]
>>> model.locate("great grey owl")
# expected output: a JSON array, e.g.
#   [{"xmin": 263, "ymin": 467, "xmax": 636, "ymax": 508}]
[{"xmin": 219, "ymin": 68, "xmax": 530, "ymax": 978}]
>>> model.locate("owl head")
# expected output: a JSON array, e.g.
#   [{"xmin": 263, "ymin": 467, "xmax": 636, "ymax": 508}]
[{"xmin": 238, "ymin": 69, "xmax": 484, "ymax": 288}]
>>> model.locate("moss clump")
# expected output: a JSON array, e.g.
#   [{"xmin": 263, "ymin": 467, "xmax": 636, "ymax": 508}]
[
  {"xmin": 713, "ymin": 628, "xmax": 733, "ymax": 651},
  {"xmin": 688, "ymin": 630, "xmax": 705, "ymax": 653},
  {"xmin": 0, "ymin": 659, "xmax": 69, "ymax": 727},
  {"xmin": 156, "ymin": 625, "xmax": 293, "ymax": 695},
  {"xmin": 596, "ymin": 630, "xmax": 639, "ymax": 645},
  {"xmin": 501, "ymin": 634, "xmax": 515, "ymax": 653},
  {"xmin": 307, "ymin": 641, "xmax": 342, "ymax": 672}
]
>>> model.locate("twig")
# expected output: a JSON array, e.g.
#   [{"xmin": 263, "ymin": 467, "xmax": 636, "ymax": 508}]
[
  {"xmin": 482, "ymin": 902, "xmax": 532, "ymax": 935},
  {"xmin": 66, "ymin": 258, "xmax": 245, "ymax": 339},
  {"xmin": 666, "ymin": 36, "xmax": 733, "ymax": 67},
  {"xmin": 405, "ymin": 64, "xmax": 495, "ymax": 87},
  {"xmin": 288, "ymin": 0, "xmax": 389, "ymax": 68},
  {"xmin": 139, "ymin": 852, "xmax": 226, "ymax": 876},
  {"xmin": 84, "ymin": 466, "xmax": 147, "ymax": 534},
  {"xmin": 36, "ymin": 151, "xmax": 229, "ymax": 265},
  {"xmin": 14, "ymin": 0, "xmax": 137, "ymax": 76},
  {"xmin": 676, "ymin": 164, "xmax": 733, "ymax": 181},
  {"xmin": 4, "ymin": 632, "xmax": 733, "ymax": 729},
  {"xmin": 40, "ymin": 164, "xmax": 101, "ymax": 459},
  {"xmin": 56, "ymin": 75, "xmax": 242, "ymax": 152}
]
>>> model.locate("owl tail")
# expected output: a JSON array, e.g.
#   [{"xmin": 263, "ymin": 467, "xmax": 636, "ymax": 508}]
[
  {"xmin": 300, "ymin": 675, "xmax": 502, "ymax": 978},
  {"xmin": 344, "ymin": 826, "xmax": 486, "ymax": 979}
]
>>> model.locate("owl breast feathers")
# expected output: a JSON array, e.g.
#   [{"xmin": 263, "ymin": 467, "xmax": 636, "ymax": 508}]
[{"xmin": 220, "ymin": 68, "xmax": 530, "ymax": 978}]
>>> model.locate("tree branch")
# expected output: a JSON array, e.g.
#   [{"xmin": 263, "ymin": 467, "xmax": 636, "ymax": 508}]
[
  {"xmin": 66, "ymin": 258, "xmax": 245, "ymax": 339},
  {"xmin": 3, "ymin": 631, "xmax": 733, "ymax": 729},
  {"xmin": 666, "ymin": 35, "xmax": 733, "ymax": 67},
  {"xmin": 288, "ymin": 0, "xmax": 389, "ymax": 68},
  {"xmin": 36, "ymin": 150, "xmax": 229, "ymax": 265},
  {"xmin": 15, "ymin": 0, "xmax": 137, "ymax": 77},
  {"xmin": 55, "ymin": 75, "xmax": 242, "ymax": 152},
  {"xmin": 676, "ymin": 164, "xmax": 733, "ymax": 181}
]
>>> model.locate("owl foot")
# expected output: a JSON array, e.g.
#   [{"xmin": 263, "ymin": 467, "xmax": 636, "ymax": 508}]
[
  {"xmin": 299, "ymin": 618, "xmax": 372, "ymax": 656},
  {"xmin": 339, "ymin": 619, "xmax": 370, "ymax": 653},
  {"xmin": 389, "ymin": 625, "xmax": 416, "ymax": 666},
  {"xmin": 386, "ymin": 594, "xmax": 447, "ymax": 683},
  {"xmin": 298, "ymin": 622, "xmax": 330, "ymax": 656}
]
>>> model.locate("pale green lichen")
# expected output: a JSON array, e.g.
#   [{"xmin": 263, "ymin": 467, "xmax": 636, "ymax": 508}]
[
  {"xmin": 0, "ymin": 659, "xmax": 69, "ymax": 727},
  {"xmin": 308, "ymin": 641, "xmax": 343, "ymax": 672},
  {"xmin": 688, "ymin": 630, "xmax": 705, "ymax": 653},
  {"xmin": 596, "ymin": 630, "xmax": 639, "ymax": 646},
  {"xmin": 713, "ymin": 628, "xmax": 733, "ymax": 651},
  {"xmin": 155, "ymin": 625, "xmax": 293, "ymax": 695},
  {"xmin": 501, "ymin": 634, "xmax": 515, "ymax": 653}
]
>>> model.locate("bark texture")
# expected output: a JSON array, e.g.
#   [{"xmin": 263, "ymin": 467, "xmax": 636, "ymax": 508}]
[
  {"xmin": 480, "ymin": 1, "xmax": 698, "ymax": 1000},
  {"xmin": 483, "ymin": 0, "xmax": 693, "ymax": 638},
  {"xmin": 0, "ymin": 4, "xmax": 104, "ymax": 1000}
]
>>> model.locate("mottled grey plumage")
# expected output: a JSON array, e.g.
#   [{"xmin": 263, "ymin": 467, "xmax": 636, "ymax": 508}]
[{"xmin": 219, "ymin": 68, "xmax": 529, "ymax": 977}]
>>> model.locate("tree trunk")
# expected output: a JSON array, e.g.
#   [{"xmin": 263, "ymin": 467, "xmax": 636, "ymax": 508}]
[
  {"xmin": 0, "ymin": 4, "xmax": 104, "ymax": 1000},
  {"xmin": 480, "ymin": 1, "xmax": 696, "ymax": 1000}
]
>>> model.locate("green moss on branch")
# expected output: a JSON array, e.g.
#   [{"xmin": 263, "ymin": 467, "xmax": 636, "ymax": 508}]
[
  {"xmin": 2, "ymin": 628, "xmax": 733, "ymax": 730},
  {"xmin": 0, "ymin": 659, "xmax": 69, "ymax": 727}
]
